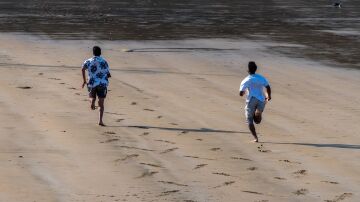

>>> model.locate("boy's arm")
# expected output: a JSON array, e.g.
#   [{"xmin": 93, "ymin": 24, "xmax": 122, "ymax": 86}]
[
  {"xmin": 239, "ymin": 80, "xmax": 247, "ymax": 96},
  {"xmin": 266, "ymin": 85, "xmax": 271, "ymax": 101},
  {"xmin": 81, "ymin": 67, "xmax": 87, "ymax": 88}
]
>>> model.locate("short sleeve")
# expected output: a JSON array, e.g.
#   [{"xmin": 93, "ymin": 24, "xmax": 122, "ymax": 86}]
[
  {"xmin": 262, "ymin": 77, "xmax": 269, "ymax": 86},
  {"xmin": 82, "ymin": 60, "xmax": 90, "ymax": 69},
  {"xmin": 240, "ymin": 79, "xmax": 248, "ymax": 92}
]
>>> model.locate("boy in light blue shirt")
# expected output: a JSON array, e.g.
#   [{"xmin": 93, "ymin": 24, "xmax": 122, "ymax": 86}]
[{"xmin": 240, "ymin": 61, "xmax": 271, "ymax": 142}]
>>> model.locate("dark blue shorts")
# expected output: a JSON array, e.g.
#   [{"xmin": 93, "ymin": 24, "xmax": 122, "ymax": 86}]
[{"xmin": 88, "ymin": 85, "xmax": 107, "ymax": 98}]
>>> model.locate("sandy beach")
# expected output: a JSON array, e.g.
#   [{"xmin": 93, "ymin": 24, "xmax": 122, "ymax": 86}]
[{"xmin": 0, "ymin": 33, "xmax": 359, "ymax": 202}]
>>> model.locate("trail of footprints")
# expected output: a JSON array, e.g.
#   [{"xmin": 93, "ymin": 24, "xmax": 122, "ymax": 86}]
[{"xmin": 79, "ymin": 90, "xmax": 350, "ymax": 201}]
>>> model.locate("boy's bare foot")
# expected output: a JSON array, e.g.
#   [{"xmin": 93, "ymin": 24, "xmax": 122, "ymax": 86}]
[
  {"xmin": 253, "ymin": 138, "xmax": 259, "ymax": 143},
  {"xmin": 99, "ymin": 122, "xmax": 106, "ymax": 127}
]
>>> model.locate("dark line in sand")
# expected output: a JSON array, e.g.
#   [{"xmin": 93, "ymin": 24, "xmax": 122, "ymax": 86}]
[
  {"xmin": 117, "ymin": 145, "xmax": 155, "ymax": 152},
  {"xmin": 194, "ymin": 164, "xmax": 208, "ymax": 169},
  {"xmin": 231, "ymin": 157, "xmax": 252, "ymax": 161},
  {"xmin": 212, "ymin": 172, "xmax": 231, "ymax": 176},
  {"xmin": 213, "ymin": 181, "xmax": 235, "ymax": 188},
  {"xmin": 158, "ymin": 181, "xmax": 188, "ymax": 187},
  {"xmin": 184, "ymin": 155, "xmax": 215, "ymax": 160},
  {"xmin": 325, "ymin": 193, "xmax": 353, "ymax": 202},
  {"xmin": 242, "ymin": 190, "xmax": 263, "ymax": 195},
  {"xmin": 154, "ymin": 139, "xmax": 176, "ymax": 144},
  {"xmin": 140, "ymin": 163, "xmax": 163, "ymax": 168},
  {"xmin": 136, "ymin": 170, "xmax": 158, "ymax": 178},
  {"xmin": 158, "ymin": 190, "xmax": 180, "ymax": 197},
  {"xmin": 160, "ymin": 147, "xmax": 179, "ymax": 154},
  {"xmin": 119, "ymin": 125, "xmax": 248, "ymax": 134},
  {"xmin": 125, "ymin": 47, "xmax": 240, "ymax": 52},
  {"xmin": 115, "ymin": 154, "xmax": 139, "ymax": 162}
]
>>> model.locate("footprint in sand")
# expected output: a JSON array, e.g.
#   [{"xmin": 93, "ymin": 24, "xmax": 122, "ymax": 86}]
[
  {"xmin": 131, "ymin": 102, "xmax": 137, "ymax": 105},
  {"xmin": 279, "ymin": 159, "xmax": 301, "ymax": 164},
  {"xmin": 158, "ymin": 190, "xmax": 180, "ymax": 197},
  {"xmin": 17, "ymin": 86, "xmax": 32, "ymax": 89},
  {"xmin": 157, "ymin": 116, "xmax": 162, "ymax": 119},
  {"xmin": 247, "ymin": 167, "xmax": 258, "ymax": 171},
  {"xmin": 210, "ymin": 148, "xmax": 221, "ymax": 151},
  {"xmin": 140, "ymin": 132, "xmax": 150, "ymax": 136},
  {"xmin": 59, "ymin": 82, "xmax": 65, "ymax": 85},
  {"xmin": 158, "ymin": 181, "xmax": 188, "ymax": 187},
  {"xmin": 184, "ymin": 155, "xmax": 215, "ymax": 160},
  {"xmin": 103, "ymin": 131, "xmax": 116, "ymax": 135},
  {"xmin": 100, "ymin": 138, "xmax": 119, "ymax": 143},
  {"xmin": 194, "ymin": 164, "xmax": 207, "ymax": 169},
  {"xmin": 116, "ymin": 154, "xmax": 139, "ymax": 162},
  {"xmin": 321, "ymin": 180, "xmax": 339, "ymax": 185},
  {"xmin": 179, "ymin": 131, "xmax": 189, "ymax": 135},
  {"xmin": 324, "ymin": 193, "xmax": 353, "ymax": 202},
  {"xmin": 154, "ymin": 139, "xmax": 176, "ymax": 144},
  {"xmin": 48, "ymin": 77, "xmax": 61, "ymax": 80},
  {"xmin": 213, "ymin": 181, "xmax": 235, "ymax": 188},
  {"xmin": 274, "ymin": 177, "xmax": 286, "ymax": 180},
  {"xmin": 160, "ymin": 147, "xmax": 179, "ymax": 154},
  {"xmin": 136, "ymin": 170, "xmax": 159, "ymax": 178},
  {"xmin": 140, "ymin": 163, "xmax": 163, "ymax": 168},
  {"xmin": 231, "ymin": 157, "xmax": 252, "ymax": 161},
  {"xmin": 257, "ymin": 144, "xmax": 271, "ymax": 153},
  {"xmin": 292, "ymin": 188, "xmax": 308, "ymax": 195},
  {"xmin": 68, "ymin": 87, "xmax": 77, "ymax": 90},
  {"xmin": 143, "ymin": 108, "xmax": 155, "ymax": 112},
  {"xmin": 169, "ymin": 123, "xmax": 178, "ymax": 126},
  {"xmin": 242, "ymin": 190, "xmax": 263, "ymax": 195},
  {"xmin": 118, "ymin": 145, "xmax": 155, "ymax": 152},
  {"xmin": 116, "ymin": 119, "xmax": 125, "ymax": 122},
  {"xmin": 212, "ymin": 172, "xmax": 231, "ymax": 177},
  {"xmin": 293, "ymin": 169, "xmax": 307, "ymax": 176},
  {"xmin": 196, "ymin": 138, "xmax": 203, "ymax": 141}
]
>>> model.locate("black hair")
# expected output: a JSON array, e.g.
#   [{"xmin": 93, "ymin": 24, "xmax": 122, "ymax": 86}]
[
  {"xmin": 248, "ymin": 61, "xmax": 257, "ymax": 74},
  {"xmin": 93, "ymin": 46, "xmax": 101, "ymax": 56}
]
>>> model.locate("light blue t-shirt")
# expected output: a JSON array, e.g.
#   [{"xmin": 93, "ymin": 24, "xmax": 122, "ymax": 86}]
[{"xmin": 240, "ymin": 74, "xmax": 269, "ymax": 102}]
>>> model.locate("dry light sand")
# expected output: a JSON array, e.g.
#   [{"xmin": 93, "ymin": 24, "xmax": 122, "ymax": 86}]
[{"xmin": 0, "ymin": 33, "xmax": 359, "ymax": 202}]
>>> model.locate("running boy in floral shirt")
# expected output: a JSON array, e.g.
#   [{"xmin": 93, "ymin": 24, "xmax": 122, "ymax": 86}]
[{"xmin": 81, "ymin": 46, "xmax": 111, "ymax": 126}]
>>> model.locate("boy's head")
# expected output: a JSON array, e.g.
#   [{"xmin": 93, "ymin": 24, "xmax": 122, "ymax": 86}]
[
  {"xmin": 93, "ymin": 46, "xmax": 101, "ymax": 56},
  {"xmin": 248, "ymin": 61, "xmax": 257, "ymax": 74}
]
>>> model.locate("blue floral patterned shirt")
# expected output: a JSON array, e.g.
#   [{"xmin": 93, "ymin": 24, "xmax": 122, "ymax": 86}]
[{"xmin": 82, "ymin": 56, "xmax": 110, "ymax": 88}]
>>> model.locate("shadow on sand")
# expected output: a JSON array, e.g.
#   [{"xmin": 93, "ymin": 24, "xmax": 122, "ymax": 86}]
[
  {"xmin": 108, "ymin": 125, "xmax": 249, "ymax": 134},
  {"xmin": 263, "ymin": 142, "xmax": 360, "ymax": 150}
]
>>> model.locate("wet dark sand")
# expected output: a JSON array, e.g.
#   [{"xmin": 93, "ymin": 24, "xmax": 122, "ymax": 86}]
[{"xmin": 0, "ymin": 0, "xmax": 359, "ymax": 68}]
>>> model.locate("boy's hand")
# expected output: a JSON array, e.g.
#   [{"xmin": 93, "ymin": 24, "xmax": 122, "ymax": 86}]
[{"xmin": 82, "ymin": 81, "xmax": 87, "ymax": 88}]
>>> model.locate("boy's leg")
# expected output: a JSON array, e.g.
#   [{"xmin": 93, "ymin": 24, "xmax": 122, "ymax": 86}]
[
  {"xmin": 245, "ymin": 98, "xmax": 258, "ymax": 142},
  {"xmin": 97, "ymin": 86, "xmax": 107, "ymax": 126},
  {"xmin": 89, "ymin": 88, "xmax": 96, "ymax": 110},
  {"xmin": 254, "ymin": 100, "xmax": 266, "ymax": 124},
  {"xmin": 248, "ymin": 124, "xmax": 258, "ymax": 142},
  {"xmin": 98, "ymin": 98, "xmax": 105, "ymax": 126},
  {"xmin": 253, "ymin": 109, "xmax": 262, "ymax": 124}
]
